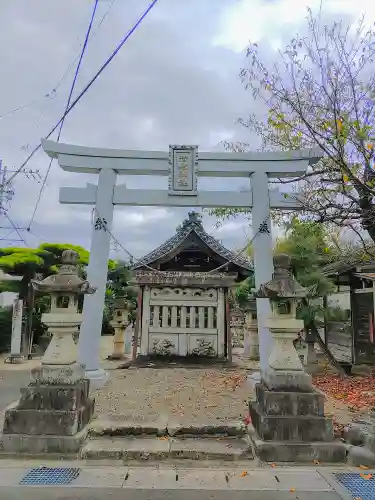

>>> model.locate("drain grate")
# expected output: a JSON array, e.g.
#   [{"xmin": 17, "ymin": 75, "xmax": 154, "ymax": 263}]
[
  {"xmin": 20, "ymin": 467, "xmax": 81, "ymax": 486},
  {"xmin": 334, "ymin": 472, "xmax": 375, "ymax": 500}
]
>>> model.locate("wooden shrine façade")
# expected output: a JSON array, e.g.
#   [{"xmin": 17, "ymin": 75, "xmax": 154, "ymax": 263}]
[{"xmin": 132, "ymin": 212, "xmax": 252, "ymax": 359}]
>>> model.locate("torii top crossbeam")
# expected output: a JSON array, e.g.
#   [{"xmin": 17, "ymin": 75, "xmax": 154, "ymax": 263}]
[
  {"xmin": 42, "ymin": 140, "xmax": 322, "ymax": 210},
  {"xmin": 43, "ymin": 139, "xmax": 321, "ymax": 177}
]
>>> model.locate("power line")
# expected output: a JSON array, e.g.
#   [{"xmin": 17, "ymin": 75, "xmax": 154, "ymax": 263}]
[
  {"xmin": 7, "ymin": 0, "xmax": 160, "ymax": 188},
  {"xmin": 52, "ymin": 0, "xmax": 118, "ymax": 95},
  {"xmin": 58, "ymin": 0, "xmax": 99, "ymax": 138},
  {"xmin": 0, "ymin": 0, "xmax": 115, "ymax": 124},
  {"xmin": 91, "ymin": 206, "xmax": 265, "ymax": 276},
  {"xmin": 0, "ymin": 230, "xmax": 15, "ymax": 241},
  {"xmin": 28, "ymin": 0, "xmax": 100, "ymax": 230},
  {"xmin": 0, "ymin": 92, "xmax": 56, "ymax": 121},
  {"xmin": 4, "ymin": 213, "xmax": 27, "ymax": 246}
]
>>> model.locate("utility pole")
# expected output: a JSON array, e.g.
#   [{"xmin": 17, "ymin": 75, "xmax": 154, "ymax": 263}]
[
  {"xmin": 0, "ymin": 159, "xmax": 41, "ymax": 244},
  {"xmin": 0, "ymin": 158, "xmax": 41, "ymax": 359},
  {"xmin": 0, "ymin": 160, "xmax": 15, "ymax": 217}
]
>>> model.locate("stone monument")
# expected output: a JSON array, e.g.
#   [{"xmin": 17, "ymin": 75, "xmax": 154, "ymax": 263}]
[
  {"xmin": 248, "ymin": 254, "xmax": 346, "ymax": 463},
  {"xmin": 108, "ymin": 296, "xmax": 131, "ymax": 360},
  {"xmin": 1, "ymin": 250, "xmax": 96, "ymax": 455},
  {"xmin": 243, "ymin": 297, "xmax": 259, "ymax": 360}
]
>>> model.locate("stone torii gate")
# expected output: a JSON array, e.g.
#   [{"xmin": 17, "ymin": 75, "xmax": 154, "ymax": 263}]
[{"xmin": 42, "ymin": 140, "xmax": 322, "ymax": 387}]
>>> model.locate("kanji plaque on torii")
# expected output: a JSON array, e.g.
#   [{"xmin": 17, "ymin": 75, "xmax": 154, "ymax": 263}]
[{"xmin": 168, "ymin": 145, "xmax": 198, "ymax": 196}]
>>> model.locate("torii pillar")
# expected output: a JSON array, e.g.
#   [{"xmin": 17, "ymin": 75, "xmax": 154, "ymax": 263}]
[{"xmin": 42, "ymin": 139, "xmax": 322, "ymax": 387}]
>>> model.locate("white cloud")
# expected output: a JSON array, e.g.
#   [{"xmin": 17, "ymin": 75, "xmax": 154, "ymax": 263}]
[
  {"xmin": 114, "ymin": 208, "xmax": 172, "ymax": 229},
  {"xmin": 214, "ymin": 0, "xmax": 375, "ymax": 53},
  {"xmin": 0, "ymin": 0, "xmax": 370, "ymax": 258}
]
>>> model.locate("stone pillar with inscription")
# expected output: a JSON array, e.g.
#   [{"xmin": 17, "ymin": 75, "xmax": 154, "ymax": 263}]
[
  {"xmin": 108, "ymin": 296, "xmax": 131, "ymax": 360},
  {"xmin": 1, "ymin": 250, "xmax": 97, "ymax": 455},
  {"xmin": 248, "ymin": 254, "xmax": 346, "ymax": 463},
  {"xmin": 7, "ymin": 296, "xmax": 24, "ymax": 363},
  {"xmin": 244, "ymin": 298, "xmax": 259, "ymax": 360}
]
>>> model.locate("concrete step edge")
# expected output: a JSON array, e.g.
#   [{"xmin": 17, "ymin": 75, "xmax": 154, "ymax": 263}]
[
  {"xmin": 80, "ymin": 436, "xmax": 253, "ymax": 461},
  {"xmin": 88, "ymin": 421, "xmax": 248, "ymax": 438}
]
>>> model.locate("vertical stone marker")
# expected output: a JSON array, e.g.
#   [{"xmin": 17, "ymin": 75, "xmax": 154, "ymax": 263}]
[
  {"xmin": 1, "ymin": 250, "xmax": 97, "ymax": 455},
  {"xmin": 243, "ymin": 297, "xmax": 259, "ymax": 360},
  {"xmin": 108, "ymin": 296, "xmax": 131, "ymax": 360},
  {"xmin": 248, "ymin": 254, "xmax": 346, "ymax": 463}
]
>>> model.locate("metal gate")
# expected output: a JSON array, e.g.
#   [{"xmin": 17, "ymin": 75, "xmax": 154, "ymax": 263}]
[
  {"xmin": 140, "ymin": 286, "xmax": 225, "ymax": 357},
  {"xmin": 352, "ymin": 289, "xmax": 375, "ymax": 364}
]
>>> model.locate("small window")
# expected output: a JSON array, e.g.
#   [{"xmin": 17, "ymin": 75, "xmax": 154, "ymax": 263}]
[
  {"xmin": 57, "ymin": 296, "xmax": 70, "ymax": 309},
  {"xmin": 277, "ymin": 300, "xmax": 291, "ymax": 315},
  {"xmin": 117, "ymin": 310, "xmax": 122, "ymax": 317}
]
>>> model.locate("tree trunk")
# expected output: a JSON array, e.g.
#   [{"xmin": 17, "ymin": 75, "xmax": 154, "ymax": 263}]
[{"xmin": 358, "ymin": 191, "xmax": 375, "ymax": 244}]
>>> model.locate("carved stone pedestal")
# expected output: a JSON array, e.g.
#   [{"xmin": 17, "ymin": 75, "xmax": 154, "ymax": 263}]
[
  {"xmin": 249, "ymin": 364, "xmax": 346, "ymax": 463},
  {"xmin": 1, "ymin": 363, "xmax": 94, "ymax": 455}
]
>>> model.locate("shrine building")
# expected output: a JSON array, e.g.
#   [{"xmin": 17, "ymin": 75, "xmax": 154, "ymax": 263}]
[{"xmin": 132, "ymin": 212, "xmax": 253, "ymax": 359}]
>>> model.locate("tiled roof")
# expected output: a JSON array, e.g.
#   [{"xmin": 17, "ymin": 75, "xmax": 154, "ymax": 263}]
[{"xmin": 132, "ymin": 212, "xmax": 253, "ymax": 272}]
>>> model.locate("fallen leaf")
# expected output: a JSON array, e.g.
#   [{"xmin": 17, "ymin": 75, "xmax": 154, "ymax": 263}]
[
  {"xmin": 359, "ymin": 465, "xmax": 369, "ymax": 470},
  {"xmin": 270, "ymin": 463, "xmax": 276, "ymax": 468},
  {"xmin": 360, "ymin": 473, "xmax": 373, "ymax": 480},
  {"xmin": 240, "ymin": 471, "xmax": 248, "ymax": 477},
  {"xmin": 289, "ymin": 487, "xmax": 296, "ymax": 492}
]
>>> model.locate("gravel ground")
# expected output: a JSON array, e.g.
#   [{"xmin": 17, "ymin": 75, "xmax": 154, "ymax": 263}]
[{"xmin": 93, "ymin": 366, "xmax": 250, "ymax": 425}]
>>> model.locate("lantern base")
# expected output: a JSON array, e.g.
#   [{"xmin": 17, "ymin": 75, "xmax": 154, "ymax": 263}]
[
  {"xmin": 247, "ymin": 382, "xmax": 346, "ymax": 463},
  {"xmin": 261, "ymin": 367, "xmax": 313, "ymax": 392},
  {"xmin": 31, "ymin": 362, "xmax": 86, "ymax": 385},
  {"xmin": 1, "ymin": 369, "xmax": 95, "ymax": 455}
]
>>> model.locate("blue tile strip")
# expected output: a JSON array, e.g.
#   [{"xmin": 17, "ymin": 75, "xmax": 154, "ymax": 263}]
[
  {"xmin": 20, "ymin": 467, "xmax": 80, "ymax": 485},
  {"xmin": 334, "ymin": 472, "xmax": 375, "ymax": 500}
]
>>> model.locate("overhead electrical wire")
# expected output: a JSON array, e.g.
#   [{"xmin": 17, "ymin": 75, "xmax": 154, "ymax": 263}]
[
  {"xmin": 0, "ymin": 0, "xmax": 116, "ymax": 124},
  {"xmin": 7, "ymin": 0, "xmax": 159, "ymax": 189},
  {"xmin": 91, "ymin": 205, "xmax": 267, "ymax": 275},
  {"xmin": 4, "ymin": 213, "xmax": 27, "ymax": 246},
  {"xmin": 52, "ymin": 0, "xmax": 118, "ymax": 95},
  {"xmin": 0, "ymin": 93, "xmax": 56, "ymax": 121},
  {"xmin": 27, "ymin": 0, "xmax": 101, "ymax": 230}
]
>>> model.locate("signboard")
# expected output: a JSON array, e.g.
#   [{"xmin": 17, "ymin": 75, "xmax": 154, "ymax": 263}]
[
  {"xmin": 134, "ymin": 270, "xmax": 237, "ymax": 287},
  {"xmin": 10, "ymin": 297, "xmax": 23, "ymax": 358},
  {"xmin": 168, "ymin": 145, "xmax": 198, "ymax": 196}
]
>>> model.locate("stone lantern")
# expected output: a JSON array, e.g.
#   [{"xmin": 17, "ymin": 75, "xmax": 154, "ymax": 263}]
[
  {"xmin": 247, "ymin": 254, "xmax": 345, "ymax": 463},
  {"xmin": 1, "ymin": 250, "xmax": 97, "ymax": 455},
  {"xmin": 108, "ymin": 295, "xmax": 132, "ymax": 360},
  {"xmin": 243, "ymin": 296, "xmax": 259, "ymax": 360},
  {"xmin": 32, "ymin": 249, "xmax": 96, "ymax": 371},
  {"xmin": 254, "ymin": 253, "xmax": 308, "ymax": 390}
]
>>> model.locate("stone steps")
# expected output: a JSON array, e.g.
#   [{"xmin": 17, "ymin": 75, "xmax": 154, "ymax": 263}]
[
  {"xmin": 80, "ymin": 435, "xmax": 253, "ymax": 461},
  {"xmin": 82, "ymin": 419, "xmax": 253, "ymax": 462},
  {"xmin": 87, "ymin": 419, "xmax": 248, "ymax": 439}
]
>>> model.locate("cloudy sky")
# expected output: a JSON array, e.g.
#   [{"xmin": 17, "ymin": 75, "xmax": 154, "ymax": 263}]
[{"xmin": 0, "ymin": 0, "xmax": 373, "ymax": 262}]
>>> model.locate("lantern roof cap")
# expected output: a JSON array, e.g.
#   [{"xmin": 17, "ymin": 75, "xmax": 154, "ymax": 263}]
[
  {"xmin": 31, "ymin": 250, "xmax": 96, "ymax": 295},
  {"xmin": 254, "ymin": 254, "xmax": 307, "ymax": 300}
]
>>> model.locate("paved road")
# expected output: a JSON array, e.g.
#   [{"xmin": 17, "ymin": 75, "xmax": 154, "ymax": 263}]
[
  {"xmin": 0, "ymin": 488, "xmax": 346, "ymax": 499},
  {"xmin": 0, "ymin": 465, "xmax": 353, "ymax": 500}
]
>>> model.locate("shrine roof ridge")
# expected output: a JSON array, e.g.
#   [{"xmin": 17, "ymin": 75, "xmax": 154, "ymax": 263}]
[{"xmin": 131, "ymin": 214, "xmax": 253, "ymax": 272}]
